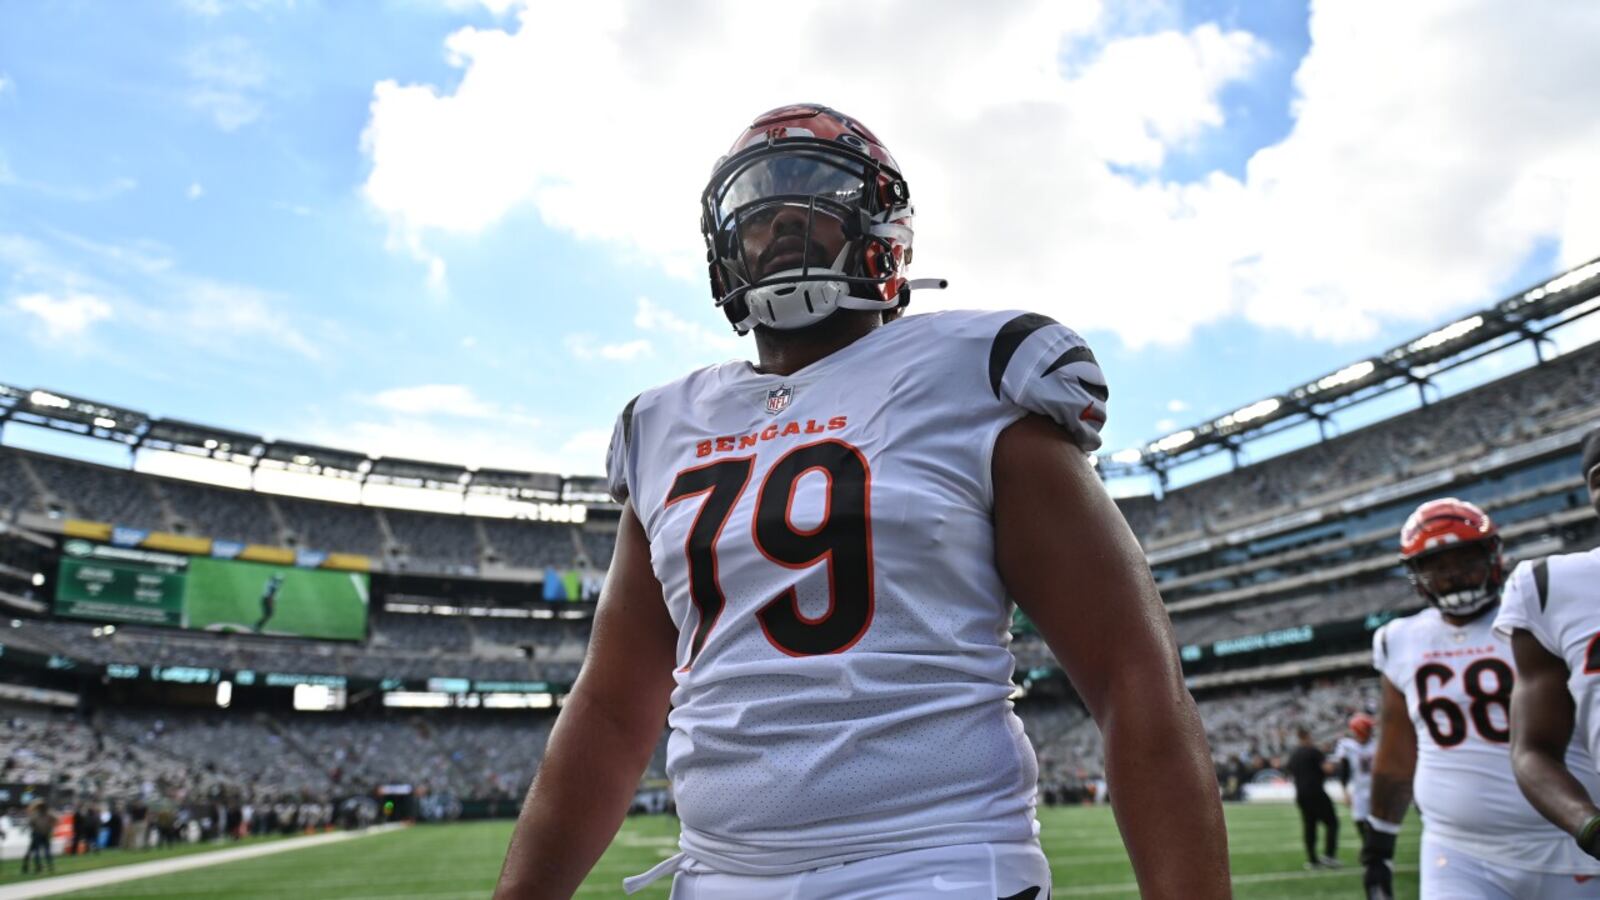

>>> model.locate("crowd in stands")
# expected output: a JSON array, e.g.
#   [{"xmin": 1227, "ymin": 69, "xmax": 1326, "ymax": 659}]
[
  {"xmin": 1119, "ymin": 340, "xmax": 1600, "ymax": 547},
  {"xmin": 0, "ymin": 674, "xmax": 1363, "ymax": 826},
  {"xmin": 1, "ymin": 613, "xmax": 591, "ymax": 685},
  {"xmin": 0, "ymin": 448, "xmax": 592, "ymax": 572},
  {"xmin": 1022, "ymin": 676, "xmax": 1376, "ymax": 799}
]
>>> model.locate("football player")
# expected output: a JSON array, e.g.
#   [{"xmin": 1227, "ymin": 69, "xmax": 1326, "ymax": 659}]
[
  {"xmin": 1364, "ymin": 498, "xmax": 1600, "ymax": 899},
  {"xmin": 1334, "ymin": 713, "xmax": 1376, "ymax": 836},
  {"xmin": 255, "ymin": 572, "xmax": 284, "ymax": 633},
  {"xmin": 494, "ymin": 105, "xmax": 1230, "ymax": 899},
  {"xmin": 1495, "ymin": 428, "xmax": 1600, "ymax": 861}
]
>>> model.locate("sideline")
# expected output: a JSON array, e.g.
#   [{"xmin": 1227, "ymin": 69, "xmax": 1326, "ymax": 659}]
[{"xmin": 0, "ymin": 823, "xmax": 409, "ymax": 899}]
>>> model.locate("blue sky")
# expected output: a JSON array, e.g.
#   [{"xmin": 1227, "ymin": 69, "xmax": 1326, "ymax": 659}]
[{"xmin": 2, "ymin": 0, "xmax": 1597, "ymax": 491}]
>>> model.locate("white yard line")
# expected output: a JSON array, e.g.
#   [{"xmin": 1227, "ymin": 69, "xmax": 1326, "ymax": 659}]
[{"xmin": 0, "ymin": 824, "xmax": 408, "ymax": 900}]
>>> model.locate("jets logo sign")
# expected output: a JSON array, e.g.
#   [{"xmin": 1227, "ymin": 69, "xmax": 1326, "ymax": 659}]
[{"xmin": 766, "ymin": 385, "xmax": 793, "ymax": 415}]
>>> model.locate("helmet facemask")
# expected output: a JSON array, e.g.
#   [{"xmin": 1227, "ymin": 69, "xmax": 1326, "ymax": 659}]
[
  {"xmin": 702, "ymin": 138, "xmax": 911, "ymax": 335},
  {"xmin": 1404, "ymin": 540, "xmax": 1504, "ymax": 619}
]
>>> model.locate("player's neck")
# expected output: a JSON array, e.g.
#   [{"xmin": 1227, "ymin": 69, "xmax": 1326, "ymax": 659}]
[{"xmin": 751, "ymin": 310, "xmax": 882, "ymax": 376}]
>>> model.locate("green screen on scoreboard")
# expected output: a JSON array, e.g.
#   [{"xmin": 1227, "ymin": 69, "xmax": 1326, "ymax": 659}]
[
  {"xmin": 54, "ymin": 545, "xmax": 369, "ymax": 641},
  {"xmin": 56, "ymin": 556, "xmax": 187, "ymax": 626}
]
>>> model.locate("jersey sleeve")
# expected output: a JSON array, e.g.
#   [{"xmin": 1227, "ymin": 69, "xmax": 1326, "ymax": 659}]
[
  {"xmin": 986, "ymin": 312, "xmax": 1109, "ymax": 452},
  {"xmin": 604, "ymin": 395, "xmax": 640, "ymax": 505},
  {"xmin": 1493, "ymin": 559, "xmax": 1559, "ymax": 655},
  {"xmin": 1372, "ymin": 622, "xmax": 1401, "ymax": 686}
]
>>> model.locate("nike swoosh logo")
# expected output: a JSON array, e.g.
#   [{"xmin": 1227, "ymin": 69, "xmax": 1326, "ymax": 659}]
[{"xmin": 999, "ymin": 888, "xmax": 1042, "ymax": 900}]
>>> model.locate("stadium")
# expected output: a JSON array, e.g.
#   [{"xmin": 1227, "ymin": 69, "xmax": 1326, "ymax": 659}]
[{"xmin": 0, "ymin": 252, "xmax": 1595, "ymax": 897}]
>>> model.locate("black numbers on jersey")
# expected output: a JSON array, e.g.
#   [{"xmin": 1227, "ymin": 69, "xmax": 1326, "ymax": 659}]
[
  {"xmin": 1413, "ymin": 658, "xmax": 1513, "ymax": 747},
  {"xmin": 665, "ymin": 440, "xmax": 874, "ymax": 665},
  {"xmin": 1585, "ymin": 634, "xmax": 1600, "ymax": 675},
  {"xmin": 664, "ymin": 457, "xmax": 754, "ymax": 665}
]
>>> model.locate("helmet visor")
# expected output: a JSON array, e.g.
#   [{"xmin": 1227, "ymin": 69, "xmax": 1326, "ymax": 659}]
[{"xmin": 714, "ymin": 152, "xmax": 868, "ymax": 228}]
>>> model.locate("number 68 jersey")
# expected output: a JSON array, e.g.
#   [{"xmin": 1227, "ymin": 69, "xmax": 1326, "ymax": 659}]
[
  {"xmin": 1373, "ymin": 607, "xmax": 1600, "ymax": 873},
  {"xmin": 605, "ymin": 309, "xmax": 1109, "ymax": 876}
]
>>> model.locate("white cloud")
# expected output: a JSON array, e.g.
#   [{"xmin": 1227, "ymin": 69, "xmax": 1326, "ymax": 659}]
[
  {"xmin": 179, "ymin": 0, "xmax": 297, "ymax": 18},
  {"xmin": 299, "ymin": 415, "xmax": 597, "ymax": 476},
  {"xmin": 0, "ymin": 74, "xmax": 11, "ymax": 96},
  {"xmin": 185, "ymin": 37, "xmax": 267, "ymax": 131},
  {"xmin": 0, "ymin": 230, "xmax": 327, "ymax": 362},
  {"xmin": 359, "ymin": 1, "xmax": 1600, "ymax": 349},
  {"xmin": 167, "ymin": 279, "xmax": 323, "ymax": 359},
  {"xmin": 632, "ymin": 296, "xmax": 740, "ymax": 352},
  {"xmin": 564, "ymin": 334, "xmax": 653, "ymax": 362},
  {"xmin": 366, "ymin": 383, "xmax": 503, "ymax": 419},
  {"xmin": 1154, "ymin": 417, "xmax": 1177, "ymax": 433},
  {"xmin": 436, "ymin": 0, "xmax": 522, "ymax": 14},
  {"xmin": 12, "ymin": 292, "xmax": 114, "ymax": 341},
  {"xmin": 561, "ymin": 427, "xmax": 613, "ymax": 460},
  {"xmin": 1166, "ymin": 399, "xmax": 1190, "ymax": 413},
  {"xmin": 187, "ymin": 182, "xmax": 205, "ymax": 200}
]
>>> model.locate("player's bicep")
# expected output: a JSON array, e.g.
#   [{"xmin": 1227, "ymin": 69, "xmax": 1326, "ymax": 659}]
[
  {"xmin": 993, "ymin": 414, "xmax": 1178, "ymax": 715},
  {"xmin": 1509, "ymin": 628, "xmax": 1577, "ymax": 758},
  {"xmin": 569, "ymin": 502, "xmax": 677, "ymax": 733}
]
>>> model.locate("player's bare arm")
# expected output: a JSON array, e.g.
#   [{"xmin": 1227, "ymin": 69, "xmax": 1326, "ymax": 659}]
[
  {"xmin": 1509, "ymin": 628, "xmax": 1600, "ymax": 848},
  {"xmin": 494, "ymin": 503, "xmax": 678, "ymax": 900},
  {"xmin": 993, "ymin": 413, "xmax": 1231, "ymax": 900},
  {"xmin": 1368, "ymin": 676, "xmax": 1415, "ymax": 824},
  {"xmin": 1361, "ymin": 675, "xmax": 1414, "ymax": 897}
]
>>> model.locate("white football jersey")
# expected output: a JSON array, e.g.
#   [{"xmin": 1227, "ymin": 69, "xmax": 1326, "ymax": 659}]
[
  {"xmin": 1373, "ymin": 607, "xmax": 1600, "ymax": 874},
  {"xmin": 1495, "ymin": 547, "xmax": 1600, "ymax": 774},
  {"xmin": 605, "ymin": 309, "xmax": 1108, "ymax": 875},
  {"xmin": 1332, "ymin": 735, "xmax": 1375, "ymax": 822}
]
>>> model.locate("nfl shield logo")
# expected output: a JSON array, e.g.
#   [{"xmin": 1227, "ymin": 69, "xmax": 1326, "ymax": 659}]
[{"xmin": 766, "ymin": 385, "xmax": 793, "ymax": 415}]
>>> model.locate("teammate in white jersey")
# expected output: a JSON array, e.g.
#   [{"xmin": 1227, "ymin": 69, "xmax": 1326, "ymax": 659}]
[
  {"xmin": 1364, "ymin": 498, "xmax": 1600, "ymax": 900},
  {"xmin": 495, "ymin": 105, "xmax": 1230, "ymax": 899},
  {"xmin": 1333, "ymin": 713, "xmax": 1376, "ymax": 829},
  {"xmin": 1496, "ymin": 427, "xmax": 1600, "ymax": 862}
]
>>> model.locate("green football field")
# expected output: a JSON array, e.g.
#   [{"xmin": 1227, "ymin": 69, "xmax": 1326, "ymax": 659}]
[
  {"xmin": 47, "ymin": 804, "xmax": 1421, "ymax": 899},
  {"xmin": 183, "ymin": 558, "xmax": 369, "ymax": 641}
]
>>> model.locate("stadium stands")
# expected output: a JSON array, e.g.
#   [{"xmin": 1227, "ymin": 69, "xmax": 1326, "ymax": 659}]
[
  {"xmin": 159, "ymin": 478, "xmax": 284, "ymax": 546},
  {"xmin": 1, "ymin": 316, "xmax": 1597, "ymax": 814},
  {"xmin": 1123, "ymin": 341, "xmax": 1600, "ymax": 547},
  {"xmin": 23, "ymin": 454, "xmax": 167, "ymax": 533}
]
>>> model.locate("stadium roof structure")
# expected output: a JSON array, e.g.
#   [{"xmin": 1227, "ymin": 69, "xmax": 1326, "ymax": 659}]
[
  {"xmin": 1097, "ymin": 256, "xmax": 1600, "ymax": 481},
  {"xmin": 0, "ymin": 385, "xmax": 601, "ymax": 507}
]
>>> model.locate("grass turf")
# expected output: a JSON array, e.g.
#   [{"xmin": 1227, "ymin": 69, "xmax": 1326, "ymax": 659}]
[
  {"xmin": 183, "ymin": 558, "xmax": 369, "ymax": 641},
  {"xmin": 52, "ymin": 803, "xmax": 1420, "ymax": 899}
]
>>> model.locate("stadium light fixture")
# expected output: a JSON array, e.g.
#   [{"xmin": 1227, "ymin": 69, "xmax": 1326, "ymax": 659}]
[
  {"xmin": 1216, "ymin": 398, "xmax": 1282, "ymax": 430},
  {"xmin": 28, "ymin": 390, "xmax": 70, "ymax": 410},
  {"xmin": 1313, "ymin": 360, "xmax": 1376, "ymax": 393},
  {"xmin": 216, "ymin": 680, "xmax": 233, "ymax": 709},
  {"xmin": 1408, "ymin": 315, "xmax": 1483, "ymax": 353},
  {"xmin": 93, "ymin": 416, "xmax": 117, "ymax": 429},
  {"xmin": 1520, "ymin": 259, "xmax": 1600, "ymax": 305},
  {"xmin": 30, "ymin": 573, "xmax": 44, "ymax": 587},
  {"xmin": 1153, "ymin": 430, "xmax": 1196, "ymax": 453},
  {"xmin": 1110, "ymin": 448, "xmax": 1144, "ymax": 465}
]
